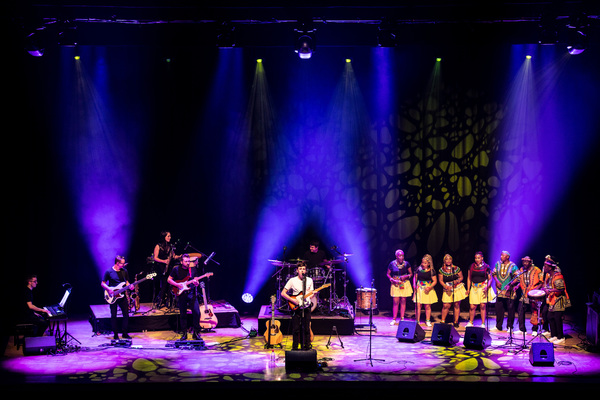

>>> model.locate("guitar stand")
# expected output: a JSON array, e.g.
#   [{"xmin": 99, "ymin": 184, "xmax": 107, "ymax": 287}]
[{"xmin": 326, "ymin": 325, "xmax": 344, "ymax": 349}]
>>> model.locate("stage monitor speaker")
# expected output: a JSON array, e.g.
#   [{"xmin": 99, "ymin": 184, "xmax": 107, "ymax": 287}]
[
  {"xmin": 431, "ymin": 323, "xmax": 460, "ymax": 346},
  {"xmin": 529, "ymin": 342, "xmax": 554, "ymax": 366},
  {"xmin": 285, "ymin": 350, "xmax": 318, "ymax": 372},
  {"xmin": 24, "ymin": 336, "xmax": 57, "ymax": 356},
  {"xmin": 463, "ymin": 326, "xmax": 492, "ymax": 350},
  {"xmin": 396, "ymin": 320, "xmax": 426, "ymax": 343}
]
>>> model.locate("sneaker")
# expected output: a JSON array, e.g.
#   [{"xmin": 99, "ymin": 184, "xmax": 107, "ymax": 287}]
[
  {"xmin": 479, "ymin": 323, "xmax": 486, "ymax": 329},
  {"xmin": 549, "ymin": 336, "xmax": 558, "ymax": 342},
  {"xmin": 553, "ymin": 338, "xmax": 565, "ymax": 345},
  {"xmin": 466, "ymin": 321, "xmax": 473, "ymax": 327},
  {"xmin": 426, "ymin": 321, "xmax": 432, "ymax": 327},
  {"xmin": 390, "ymin": 319, "xmax": 397, "ymax": 326}
]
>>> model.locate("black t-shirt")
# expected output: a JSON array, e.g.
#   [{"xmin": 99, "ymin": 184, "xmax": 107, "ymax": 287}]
[
  {"xmin": 303, "ymin": 249, "xmax": 327, "ymax": 269},
  {"xmin": 103, "ymin": 268, "xmax": 130, "ymax": 288}
]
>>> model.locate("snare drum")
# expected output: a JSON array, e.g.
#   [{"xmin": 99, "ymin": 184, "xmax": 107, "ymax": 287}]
[
  {"xmin": 527, "ymin": 289, "xmax": 546, "ymax": 300},
  {"xmin": 356, "ymin": 288, "xmax": 377, "ymax": 309}
]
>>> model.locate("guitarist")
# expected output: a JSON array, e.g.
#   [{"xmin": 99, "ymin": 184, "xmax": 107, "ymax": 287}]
[
  {"xmin": 167, "ymin": 253, "xmax": 203, "ymax": 341},
  {"xmin": 281, "ymin": 262, "xmax": 314, "ymax": 351},
  {"xmin": 100, "ymin": 255, "xmax": 134, "ymax": 340}
]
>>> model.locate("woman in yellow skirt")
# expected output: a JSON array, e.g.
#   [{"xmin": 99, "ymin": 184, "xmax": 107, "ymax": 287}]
[
  {"xmin": 466, "ymin": 251, "xmax": 493, "ymax": 328},
  {"xmin": 387, "ymin": 249, "xmax": 413, "ymax": 325},
  {"xmin": 412, "ymin": 254, "xmax": 438, "ymax": 327},
  {"xmin": 438, "ymin": 254, "xmax": 467, "ymax": 328}
]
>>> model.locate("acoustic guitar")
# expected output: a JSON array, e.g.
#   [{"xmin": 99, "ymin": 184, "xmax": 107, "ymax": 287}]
[
  {"xmin": 264, "ymin": 295, "xmax": 283, "ymax": 347},
  {"xmin": 199, "ymin": 281, "xmax": 218, "ymax": 329}
]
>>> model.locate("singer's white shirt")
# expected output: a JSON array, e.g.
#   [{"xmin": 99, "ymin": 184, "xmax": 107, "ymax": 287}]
[{"xmin": 284, "ymin": 276, "xmax": 314, "ymax": 296}]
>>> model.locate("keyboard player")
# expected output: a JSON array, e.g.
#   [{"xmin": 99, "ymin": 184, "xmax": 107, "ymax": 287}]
[{"xmin": 22, "ymin": 274, "xmax": 51, "ymax": 336}]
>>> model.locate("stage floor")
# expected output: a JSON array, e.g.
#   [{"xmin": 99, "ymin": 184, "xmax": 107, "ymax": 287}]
[{"xmin": 2, "ymin": 310, "xmax": 599, "ymax": 393}]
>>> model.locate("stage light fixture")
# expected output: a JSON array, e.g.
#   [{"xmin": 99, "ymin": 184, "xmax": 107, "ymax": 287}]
[
  {"xmin": 295, "ymin": 34, "xmax": 314, "ymax": 59},
  {"xmin": 566, "ymin": 28, "xmax": 588, "ymax": 55},
  {"xmin": 216, "ymin": 22, "xmax": 236, "ymax": 48},
  {"xmin": 242, "ymin": 293, "xmax": 254, "ymax": 304}
]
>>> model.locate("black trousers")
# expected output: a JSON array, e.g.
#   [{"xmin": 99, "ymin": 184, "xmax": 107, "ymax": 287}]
[
  {"xmin": 517, "ymin": 300, "xmax": 539, "ymax": 332},
  {"xmin": 547, "ymin": 310, "xmax": 564, "ymax": 339},
  {"xmin": 291, "ymin": 307, "xmax": 312, "ymax": 350},
  {"xmin": 109, "ymin": 297, "xmax": 129, "ymax": 336},
  {"xmin": 495, "ymin": 296, "xmax": 515, "ymax": 330},
  {"xmin": 177, "ymin": 293, "xmax": 200, "ymax": 334}
]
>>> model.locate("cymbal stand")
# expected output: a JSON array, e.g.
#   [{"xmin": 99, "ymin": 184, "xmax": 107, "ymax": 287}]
[{"xmin": 331, "ymin": 247, "xmax": 351, "ymax": 310}]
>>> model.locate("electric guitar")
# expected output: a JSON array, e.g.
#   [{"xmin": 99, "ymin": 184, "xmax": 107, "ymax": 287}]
[
  {"xmin": 199, "ymin": 281, "xmax": 218, "ymax": 329},
  {"xmin": 288, "ymin": 283, "xmax": 331, "ymax": 311},
  {"xmin": 264, "ymin": 295, "xmax": 283, "ymax": 347},
  {"xmin": 171, "ymin": 272, "xmax": 214, "ymax": 296},
  {"xmin": 104, "ymin": 273, "xmax": 157, "ymax": 304}
]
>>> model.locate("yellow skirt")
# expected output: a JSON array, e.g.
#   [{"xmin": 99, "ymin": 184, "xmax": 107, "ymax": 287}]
[
  {"xmin": 469, "ymin": 282, "xmax": 496, "ymax": 304},
  {"xmin": 441, "ymin": 283, "xmax": 467, "ymax": 303},
  {"xmin": 391, "ymin": 281, "xmax": 413, "ymax": 297},
  {"xmin": 413, "ymin": 283, "xmax": 438, "ymax": 305}
]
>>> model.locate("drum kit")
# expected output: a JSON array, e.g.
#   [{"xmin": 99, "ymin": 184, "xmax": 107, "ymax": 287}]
[{"xmin": 269, "ymin": 254, "xmax": 355, "ymax": 315}]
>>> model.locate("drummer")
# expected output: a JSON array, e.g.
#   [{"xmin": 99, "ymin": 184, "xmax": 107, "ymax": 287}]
[
  {"xmin": 542, "ymin": 255, "xmax": 571, "ymax": 345},
  {"xmin": 516, "ymin": 256, "xmax": 542, "ymax": 335},
  {"xmin": 302, "ymin": 240, "xmax": 327, "ymax": 270}
]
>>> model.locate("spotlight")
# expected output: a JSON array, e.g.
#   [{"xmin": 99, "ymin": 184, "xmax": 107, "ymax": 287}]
[
  {"xmin": 377, "ymin": 26, "xmax": 398, "ymax": 47},
  {"xmin": 294, "ymin": 20, "xmax": 316, "ymax": 60},
  {"xmin": 566, "ymin": 28, "xmax": 588, "ymax": 55},
  {"xmin": 295, "ymin": 35, "xmax": 314, "ymax": 59},
  {"xmin": 242, "ymin": 293, "xmax": 254, "ymax": 304}
]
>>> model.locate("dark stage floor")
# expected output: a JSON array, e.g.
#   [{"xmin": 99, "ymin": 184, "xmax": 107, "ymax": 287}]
[{"xmin": 2, "ymin": 307, "xmax": 599, "ymax": 393}]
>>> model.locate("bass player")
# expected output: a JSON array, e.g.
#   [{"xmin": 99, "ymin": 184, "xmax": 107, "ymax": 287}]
[
  {"xmin": 281, "ymin": 262, "xmax": 314, "ymax": 350},
  {"xmin": 101, "ymin": 255, "xmax": 134, "ymax": 340}
]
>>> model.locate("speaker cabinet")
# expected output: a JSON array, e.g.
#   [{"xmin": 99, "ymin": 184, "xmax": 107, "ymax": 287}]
[
  {"xmin": 396, "ymin": 320, "xmax": 426, "ymax": 343},
  {"xmin": 24, "ymin": 336, "xmax": 57, "ymax": 356},
  {"xmin": 285, "ymin": 350, "xmax": 318, "ymax": 372},
  {"xmin": 463, "ymin": 326, "xmax": 492, "ymax": 350},
  {"xmin": 529, "ymin": 342, "xmax": 554, "ymax": 366},
  {"xmin": 431, "ymin": 323, "xmax": 460, "ymax": 346}
]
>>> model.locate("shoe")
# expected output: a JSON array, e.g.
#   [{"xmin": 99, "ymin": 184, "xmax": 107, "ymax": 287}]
[
  {"xmin": 466, "ymin": 321, "xmax": 473, "ymax": 327},
  {"xmin": 489, "ymin": 327, "xmax": 500, "ymax": 332},
  {"xmin": 113, "ymin": 334, "xmax": 119, "ymax": 340},
  {"xmin": 192, "ymin": 332, "xmax": 202, "ymax": 340},
  {"xmin": 122, "ymin": 334, "xmax": 132, "ymax": 339},
  {"xmin": 180, "ymin": 333, "xmax": 188, "ymax": 341},
  {"xmin": 553, "ymin": 337, "xmax": 565, "ymax": 345},
  {"xmin": 532, "ymin": 331, "xmax": 539, "ymax": 336},
  {"xmin": 390, "ymin": 319, "xmax": 397, "ymax": 326},
  {"xmin": 453, "ymin": 322, "xmax": 460, "ymax": 328},
  {"xmin": 425, "ymin": 321, "xmax": 432, "ymax": 327}
]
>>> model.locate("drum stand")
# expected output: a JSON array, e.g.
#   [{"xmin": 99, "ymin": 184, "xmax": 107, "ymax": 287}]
[{"xmin": 354, "ymin": 280, "xmax": 383, "ymax": 366}]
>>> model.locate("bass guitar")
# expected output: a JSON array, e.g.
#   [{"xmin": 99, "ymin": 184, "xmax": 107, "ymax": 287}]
[
  {"xmin": 104, "ymin": 273, "xmax": 157, "ymax": 304},
  {"xmin": 288, "ymin": 283, "xmax": 331, "ymax": 311},
  {"xmin": 199, "ymin": 281, "xmax": 218, "ymax": 329},
  {"xmin": 264, "ymin": 295, "xmax": 283, "ymax": 347},
  {"xmin": 171, "ymin": 272, "xmax": 214, "ymax": 296}
]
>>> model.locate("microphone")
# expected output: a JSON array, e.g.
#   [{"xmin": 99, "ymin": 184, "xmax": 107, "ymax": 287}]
[
  {"xmin": 331, "ymin": 245, "xmax": 337, "ymax": 250},
  {"xmin": 204, "ymin": 252, "xmax": 215, "ymax": 265}
]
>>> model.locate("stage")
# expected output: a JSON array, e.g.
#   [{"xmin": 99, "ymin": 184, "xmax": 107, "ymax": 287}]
[
  {"xmin": 2, "ymin": 309, "xmax": 599, "ymax": 393},
  {"xmin": 89, "ymin": 301, "xmax": 242, "ymax": 333}
]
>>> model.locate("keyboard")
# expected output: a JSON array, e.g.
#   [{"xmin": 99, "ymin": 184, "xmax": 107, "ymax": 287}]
[{"xmin": 44, "ymin": 305, "xmax": 67, "ymax": 319}]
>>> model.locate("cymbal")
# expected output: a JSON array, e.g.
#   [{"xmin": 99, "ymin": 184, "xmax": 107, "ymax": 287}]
[
  {"xmin": 319, "ymin": 259, "xmax": 343, "ymax": 266},
  {"xmin": 188, "ymin": 252, "xmax": 203, "ymax": 258},
  {"xmin": 338, "ymin": 253, "xmax": 353, "ymax": 257},
  {"xmin": 288, "ymin": 258, "xmax": 306, "ymax": 263}
]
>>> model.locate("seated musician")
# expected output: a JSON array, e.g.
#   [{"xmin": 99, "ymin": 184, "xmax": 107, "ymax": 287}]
[{"xmin": 21, "ymin": 274, "xmax": 51, "ymax": 336}]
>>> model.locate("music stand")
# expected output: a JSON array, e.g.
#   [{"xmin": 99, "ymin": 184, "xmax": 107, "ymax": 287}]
[{"xmin": 54, "ymin": 286, "xmax": 80, "ymax": 349}]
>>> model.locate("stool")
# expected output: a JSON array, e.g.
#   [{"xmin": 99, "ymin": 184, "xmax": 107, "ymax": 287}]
[{"xmin": 14, "ymin": 324, "xmax": 36, "ymax": 350}]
